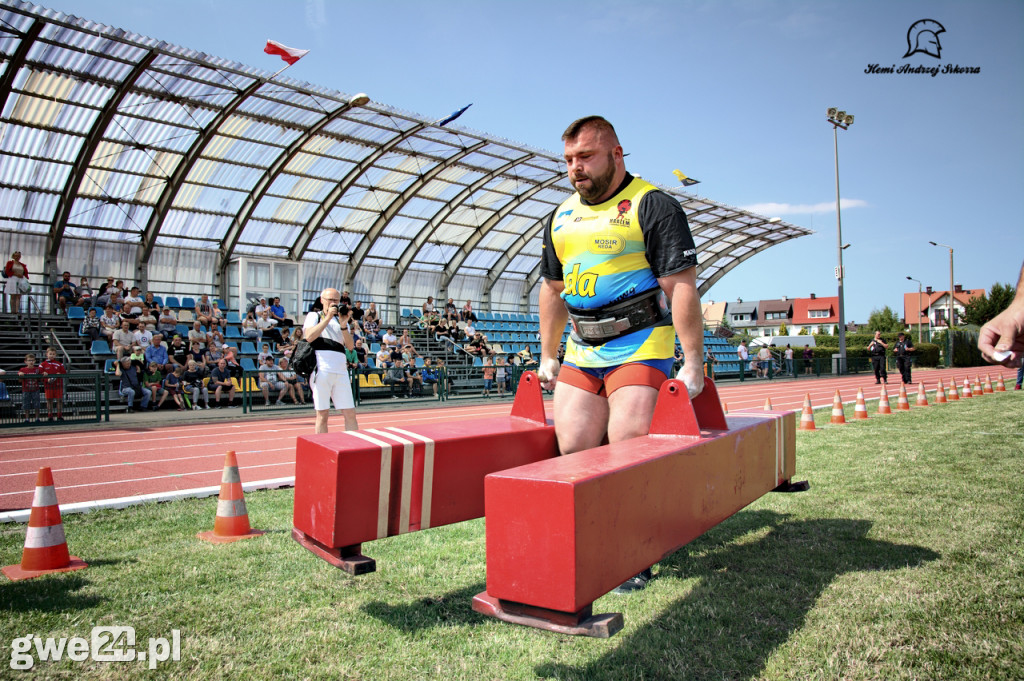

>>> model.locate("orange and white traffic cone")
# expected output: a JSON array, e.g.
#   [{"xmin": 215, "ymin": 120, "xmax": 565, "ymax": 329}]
[
  {"xmin": 935, "ymin": 379, "xmax": 947, "ymax": 404},
  {"xmin": 722, "ymin": 402, "xmax": 728, "ymax": 414},
  {"xmin": 830, "ymin": 389, "xmax": 846, "ymax": 424},
  {"xmin": 2, "ymin": 468, "xmax": 87, "ymax": 581},
  {"xmin": 996, "ymin": 375, "xmax": 1006, "ymax": 392},
  {"xmin": 897, "ymin": 384, "xmax": 911, "ymax": 411},
  {"xmin": 948, "ymin": 379, "xmax": 960, "ymax": 400},
  {"xmin": 915, "ymin": 382, "xmax": 929, "ymax": 407},
  {"xmin": 878, "ymin": 385, "xmax": 892, "ymax": 414},
  {"xmin": 763, "ymin": 397, "xmax": 773, "ymax": 411},
  {"xmin": 973, "ymin": 376, "xmax": 983, "ymax": 396},
  {"xmin": 983, "ymin": 374, "xmax": 993, "ymax": 394},
  {"xmin": 854, "ymin": 388, "xmax": 869, "ymax": 419},
  {"xmin": 963, "ymin": 378, "xmax": 973, "ymax": 398},
  {"xmin": 198, "ymin": 451, "xmax": 265, "ymax": 544},
  {"xmin": 798, "ymin": 393, "xmax": 816, "ymax": 431}
]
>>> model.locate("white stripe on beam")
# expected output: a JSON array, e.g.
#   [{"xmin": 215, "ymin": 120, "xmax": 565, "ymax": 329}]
[
  {"xmin": 386, "ymin": 427, "xmax": 436, "ymax": 530},
  {"xmin": 346, "ymin": 431, "xmax": 394, "ymax": 539},
  {"xmin": 368, "ymin": 429, "xmax": 415, "ymax": 535}
]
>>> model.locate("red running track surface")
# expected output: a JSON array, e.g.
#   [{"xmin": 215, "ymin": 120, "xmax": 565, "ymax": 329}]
[{"xmin": 1, "ymin": 368, "xmax": 1016, "ymax": 517}]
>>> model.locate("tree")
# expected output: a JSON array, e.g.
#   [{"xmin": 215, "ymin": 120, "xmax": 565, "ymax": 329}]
[
  {"xmin": 778, "ymin": 321, "xmax": 788, "ymax": 335},
  {"xmin": 961, "ymin": 282, "xmax": 1016, "ymax": 327},
  {"xmin": 866, "ymin": 306, "xmax": 903, "ymax": 333}
]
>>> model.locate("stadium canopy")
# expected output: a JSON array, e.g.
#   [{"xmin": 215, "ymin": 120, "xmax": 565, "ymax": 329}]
[{"xmin": 0, "ymin": 0, "xmax": 811, "ymax": 314}]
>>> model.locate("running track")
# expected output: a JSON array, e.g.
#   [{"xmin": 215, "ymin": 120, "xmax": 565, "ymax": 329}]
[{"xmin": 1, "ymin": 367, "xmax": 1016, "ymax": 521}]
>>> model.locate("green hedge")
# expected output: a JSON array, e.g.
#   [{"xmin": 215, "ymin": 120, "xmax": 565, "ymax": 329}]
[{"xmin": 813, "ymin": 339, "xmax": 941, "ymax": 367}]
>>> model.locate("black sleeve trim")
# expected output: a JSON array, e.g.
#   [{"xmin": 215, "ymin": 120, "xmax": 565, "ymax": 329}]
[{"xmin": 638, "ymin": 190, "xmax": 698, "ymax": 278}]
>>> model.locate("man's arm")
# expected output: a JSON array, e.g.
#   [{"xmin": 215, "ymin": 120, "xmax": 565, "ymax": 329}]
[
  {"xmin": 978, "ymin": 263, "xmax": 1024, "ymax": 367},
  {"xmin": 659, "ymin": 267, "xmax": 704, "ymax": 398},
  {"xmin": 537, "ymin": 278, "xmax": 568, "ymax": 388}
]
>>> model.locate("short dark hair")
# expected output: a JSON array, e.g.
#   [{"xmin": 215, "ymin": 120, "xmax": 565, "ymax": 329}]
[{"xmin": 562, "ymin": 115, "xmax": 618, "ymax": 143}]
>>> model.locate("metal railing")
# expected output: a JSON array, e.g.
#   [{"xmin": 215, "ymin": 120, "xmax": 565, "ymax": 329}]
[{"xmin": 0, "ymin": 370, "xmax": 107, "ymax": 428}]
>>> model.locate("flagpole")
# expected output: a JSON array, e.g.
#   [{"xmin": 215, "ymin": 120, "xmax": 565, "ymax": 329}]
[{"xmin": 266, "ymin": 62, "xmax": 294, "ymax": 82}]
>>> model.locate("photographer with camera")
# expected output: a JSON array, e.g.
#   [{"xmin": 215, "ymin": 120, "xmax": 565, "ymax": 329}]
[{"xmin": 303, "ymin": 287, "xmax": 358, "ymax": 433}]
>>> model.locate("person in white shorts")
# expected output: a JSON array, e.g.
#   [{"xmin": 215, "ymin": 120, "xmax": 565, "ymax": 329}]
[{"xmin": 303, "ymin": 287, "xmax": 358, "ymax": 433}]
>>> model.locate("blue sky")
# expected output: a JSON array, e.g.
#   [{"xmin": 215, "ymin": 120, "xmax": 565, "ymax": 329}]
[{"xmin": 42, "ymin": 0, "xmax": 1024, "ymax": 324}]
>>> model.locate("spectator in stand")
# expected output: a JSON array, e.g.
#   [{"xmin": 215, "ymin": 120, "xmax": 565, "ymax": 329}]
[
  {"xmin": 195, "ymin": 294, "xmax": 214, "ymax": 328},
  {"xmin": 136, "ymin": 304, "xmax": 157, "ymax": 331},
  {"xmin": 461, "ymin": 300, "xmax": 476, "ymax": 323},
  {"xmin": 421, "ymin": 296, "xmax": 438, "ymax": 323},
  {"xmin": 375, "ymin": 344, "xmax": 392, "ymax": 369},
  {"xmin": 80, "ymin": 307, "xmax": 102, "ymax": 341},
  {"xmin": 188, "ymin": 320, "xmax": 207, "ymax": 350},
  {"xmin": 362, "ymin": 313, "xmax": 381, "ymax": 342},
  {"xmin": 254, "ymin": 297, "xmax": 272, "ymax": 318},
  {"xmin": 444, "ymin": 297, "xmax": 458, "ymax": 323},
  {"xmin": 210, "ymin": 300, "xmax": 227, "ymax": 330},
  {"xmin": 156, "ymin": 307, "xmax": 178, "ymax": 339},
  {"xmin": 52, "ymin": 271, "xmax": 77, "ymax": 313},
  {"xmin": 482, "ymin": 356, "xmax": 495, "ymax": 397},
  {"xmin": 277, "ymin": 328, "xmax": 300, "ymax": 358},
  {"xmin": 435, "ymin": 358, "xmax": 454, "ymax": 394},
  {"xmin": 168, "ymin": 335, "xmax": 189, "ymax": 369},
  {"xmin": 75, "ymin": 277, "xmax": 94, "ymax": 307},
  {"xmin": 496, "ymin": 356, "xmax": 508, "ymax": 396},
  {"xmin": 270, "ymin": 297, "xmax": 293, "ymax": 329},
  {"xmin": 349, "ymin": 301, "xmax": 364, "ymax": 328},
  {"xmin": 434, "ymin": 318, "xmax": 452, "ymax": 343},
  {"xmin": 188, "ymin": 340, "xmax": 206, "ymax": 367},
  {"xmin": 339, "ymin": 290, "xmax": 352, "ymax": 306},
  {"xmin": 384, "ymin": 359, "xmax": 412, "ymax": 398},
  {"xmin": 122, "ymin": 287, "xmax": 144, "ymax": 324},
  {"xmin": 111, "ymin": 320, "xmax": 135, "ymax": 359},
  {"xmin": 106, "ymin": 285, "xmax": 125, "ymax": 312},
  {"xmin": 223, "ymin": 346, "xmax": 243, "ymax": 379},
  {"xmin": 143, "ymin": 291, "xmax": 158, "ymax": 309},
  {"xmin": 465, "ymin": 332, "xmax": 491, "ymax": 357},
  {"xmin": 381, "ymin": 327, "xmax": 398, "ymax": 347},
  {"xmin": 389, "ymin": 343, "xmax": 403, "ymax": 366},
  {"xmin": 208, "ymin": 358, "xmax": 235, "ymax": 408},
  {"xmin": 17, "ymin": 353, "xmax": 42, "ymax": 423},
  {"xmin": 258, "ymin": 356, "xmax": 290, "ymax": 405},
  {"xmin": 401, "ymin": 343, "xmax": 420, "ymax": 363},
  {"xmin": 421, "ymin": 357, "xmax": 440, "ymax": 397},
  {"xmin": 4, "ymin": 251, "xmax": 29, "ymax": 314},
  {"xmin": 737, "ymin": 340, "xmax": 749, "ymax": 379},
  {"xmin": 257, "ymin": 309, "xmax": 282, "ymax": 343},
  {"xmin": 398, "ymin": 329, "xmax": 414, "ymax": 349},
  {"xmin": 42, "ymin": 347, "xmax": 70, "ymax": 419},
  {"xmin": 784, "ymin": 344, "xmax": 794, "ymax": 375},
  {"xmin": 207, "ymin": 327, "xmax": 225, "ymax": 351},
  {"xmin": 205, "ymin": 341, "xmax": 225, "ymax": 366},
  {"xmin": 133, "ymin": 322, "xmax": 154, "ymax": 350},
  {"xmin": 94, "ymin": 276, "xmax": 116, "ymax": 307},
  {"xmin": 704, "ymin": 347, "xmax": 718, "ymax": 379},
  {"xmin": 114, "ymin": 356, "xmax": 149, "ymax": 413},
  {"xmin": 128, "ymin": 345, "xmax": 146, "ymax": 369},
  {"xmin": 257, "ymin": 342, "xmax": 274, "ymax": 366},
  {"xmin": 463, "ymin": 321, "xmax": 476, "ymax": 341},
  {"xmin": 163, "ymin": 365, "xmax": 185, "ymax": 411},
  {"xmin": 756, "ymin": 345, "xmax": 772, "ymax": 379},
  {"xmin": 145, "ymin": 334, "xmax": 171, "ymax": 372},
  {"xmin": 353, "ymin": 338, "xmax": 367, "ymax": 368},
  {"xmin": 99, "ymin": 305, "xmax": 120, "ymax": 339},
  {"xmin": 241, "ymin": 311, "xmax": 260, "ymax": 341},
  {"xmin": 277, "ymin": 357, "xmax": 305, "ymax": 404},
  {"xmin": 182, "ymin": 358, "xmax": 210, "ymax": 410},
  {"xmin": 143, "ymin": 361, "xmax": 167, "ymax": 410}
]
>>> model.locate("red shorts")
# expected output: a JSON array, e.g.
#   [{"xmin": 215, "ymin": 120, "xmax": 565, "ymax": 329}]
[
  {"xmin": 558, "ymin": 361, "xmax": 669, "ymax": 397},
  {"xmin": 44, "ymin": 386, "xmax": 63, "ymax": 400}
]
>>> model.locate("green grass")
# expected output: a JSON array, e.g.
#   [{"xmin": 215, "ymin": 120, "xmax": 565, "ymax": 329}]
[{"xmin": 2, "ymin": 394, "xmax": 1022, "ymax": 680}]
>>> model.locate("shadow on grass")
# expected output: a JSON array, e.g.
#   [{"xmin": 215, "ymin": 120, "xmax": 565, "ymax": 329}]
[
  {"xmin": 536, "ymin": 510, "xmax": 940, "ymax": 681},
  {"xmin": 361, "ymin": 581, "xmax": 488, "ymax": 632},
  {"xmin": 0, "ymin": 572, "xmax": 106, "ymax": 613}
]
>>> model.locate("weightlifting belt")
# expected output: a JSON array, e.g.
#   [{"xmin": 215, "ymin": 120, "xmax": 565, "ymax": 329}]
[{"xmin": 566, "ymin": 289, "xmax": 671, "ymax": 346}]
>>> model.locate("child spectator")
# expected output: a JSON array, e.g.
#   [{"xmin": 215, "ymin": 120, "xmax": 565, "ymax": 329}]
[
  {"xmin": 257, "ymin": 342, "xmax": 274, "ymax": 366},
  {"xmin": 80, "ymin": 307, "xmax": 102, "ymax": 341},
  {"xmin": 17, "ymin": 353, "xmax": 42, "ymax": 423},
  {"xmin": 210, "ymin": 301, "xmax": 227, "ymax": 330},
  {"xmin": 182, "ymin": 359, "xmax": 209, "ymax": 410},
  {"xmin": 76, "ymin": 276, "xmax": 94, "ymax": 307},
  {"xmin": 143, "ymin": 361, "xmax": 167, "ymax": 410},
  {"xmin": 39, "ymin": 347, "xmax": 66, "ymax": 421},
  {"xmin": 164, "ymin": 365, "xmax": 185, "ymax": 411},
  {"xmin": 482, "ymin": 357, "xmax": 495, "ymax": 397},
  {"xmin": 496, "ymin": 356, "xmax": 507, "ymax": 396},
  {"xmin": 435, "ymin": 358, "xmax": 454, "ymax": 394},
  {"xmin": 421, "ymin": 357, "xmax": 440, "ymax": 397},
  {"xmin": 128, "ymin": 345, "xmax": 146, "ymax": 369}
]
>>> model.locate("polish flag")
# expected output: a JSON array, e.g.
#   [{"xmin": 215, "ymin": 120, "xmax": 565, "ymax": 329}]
[{"xmin": 264, "ymin": 40, "xmax": 309, "ymax": 65}]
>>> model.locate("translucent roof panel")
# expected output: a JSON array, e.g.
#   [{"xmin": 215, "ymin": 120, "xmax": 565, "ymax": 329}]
[{"xmin": 0, "ymin": 0, "xmax": 811, "ymax": 299}]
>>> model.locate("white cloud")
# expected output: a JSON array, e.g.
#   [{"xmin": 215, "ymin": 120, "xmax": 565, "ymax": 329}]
[{"xmin": 739, "ymin": 199, "xmax": 868, "ymax": 216}]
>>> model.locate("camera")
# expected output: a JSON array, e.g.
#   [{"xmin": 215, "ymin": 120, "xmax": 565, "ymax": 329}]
[{"xmin": 330, "ymin": 303, "xmax": 350, "ymax": 317}]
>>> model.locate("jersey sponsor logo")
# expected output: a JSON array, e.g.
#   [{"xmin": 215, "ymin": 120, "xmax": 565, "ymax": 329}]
[
  {"xmin": 564, "ymin": 263, "xmax": 598, "ymax": 298},
  {"xmin": 616, "ymin": 200, "xmax": 632, "ymax": 218},
  {"xmin": 557, "ymin": 209, "xmax": 573, "ymax": 218},
  {"xmin": 608, "ymin": 199, "xmax": 633, "ymax": 227},
  {"xmin": 573, "ymin": 215, "xmax": 598, "ymax": 222},
  {"xmin": 589, "ymin": 232, "xmax": 625, "ymax": 255}
]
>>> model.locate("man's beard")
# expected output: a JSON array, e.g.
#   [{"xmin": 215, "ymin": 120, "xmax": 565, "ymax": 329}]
[{"xmin": 573, "ymin": 153, "xmax": 617, "ymax": 202}]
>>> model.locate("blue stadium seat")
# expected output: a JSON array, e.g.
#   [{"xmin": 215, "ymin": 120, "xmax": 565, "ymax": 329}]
[
  {"xmin": 225, "ymin": 326, "xmax": 243, "ymax": 339},
  {"xmin": 241, "ymin": 358, "xmax": 257, "ymax": 372},
  {"xmin": 366, "ymin": 356, "xmax": 376, "ymax": 369},
  {"xmin": 180, "ymin": 297, "xmax": 196, "ymax": 309},
  {"xmin": 175, "ymin": 324, "xmax": 189, "ymax": 338},
  {"xmin": 226, "ymin": 311, "xmax": 241, "ymax": 325},
  {"xmin": 164, "ymin": 296, "xmax": 181, "ymax": 309},
  {"xmin": 66, "ymin": 306, "xmax": 85, "ymax": 320},
  {"xmin": 240, "ymin": 342, "xmax": 257, "ymax": 355},
  {"xmin": 214, "ymin": 299, "xmax": 226, "ymax": 309},
  {"xmin": 472, "ymin": 356, "xmax": 483, "ymax": 367},
  {"xmin": 152, "ymin": 296, "xmax": 163, "ymax": 307},
  {"xmin": 414, "ymin": 357, "xmax": 424, "ymax": 368},
  {"xmin": 90, "ymin": 340, "xmax": 112, "ymax": 356},
  {"xmin": 104, "ymin": 359, "xmax": 117, "ymax": 373}
]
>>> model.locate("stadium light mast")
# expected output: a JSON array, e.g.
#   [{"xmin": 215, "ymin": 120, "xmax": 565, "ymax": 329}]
[
  {"xmin": 906, "ymin": 276, "xmax": 923, "ymax": 343},
  {"xmin": 827, "ymin": 108, "xmax": 854, "ymax": 373},
  {"xmin": 929, "ymin": 241, "xmax": 955, "ymax": 366}
]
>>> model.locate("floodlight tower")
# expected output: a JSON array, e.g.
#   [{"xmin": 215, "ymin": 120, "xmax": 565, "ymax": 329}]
[{"xmin": 826, "ymin": 108, "xmax": 854, "ymax": 372}]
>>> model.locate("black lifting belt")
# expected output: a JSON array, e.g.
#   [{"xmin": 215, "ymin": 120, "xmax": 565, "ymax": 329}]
[{"xmin": 566, "ymin": 288, "xmax": 671, "ymax": 347}]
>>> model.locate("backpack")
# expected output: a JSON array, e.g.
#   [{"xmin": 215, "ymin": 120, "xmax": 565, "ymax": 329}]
[{"xmin": 291, "ymin": 340, "xmax": 316, "ymax": 380}]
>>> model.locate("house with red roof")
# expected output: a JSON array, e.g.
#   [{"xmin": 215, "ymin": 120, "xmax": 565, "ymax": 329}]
[
  {"xmin": 791, "ymin": 293, "xmax": 839, "ymax": 335},
  {"xmin": 903, "ymin": 284, "xmax": 984, "ymax": 336}
]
